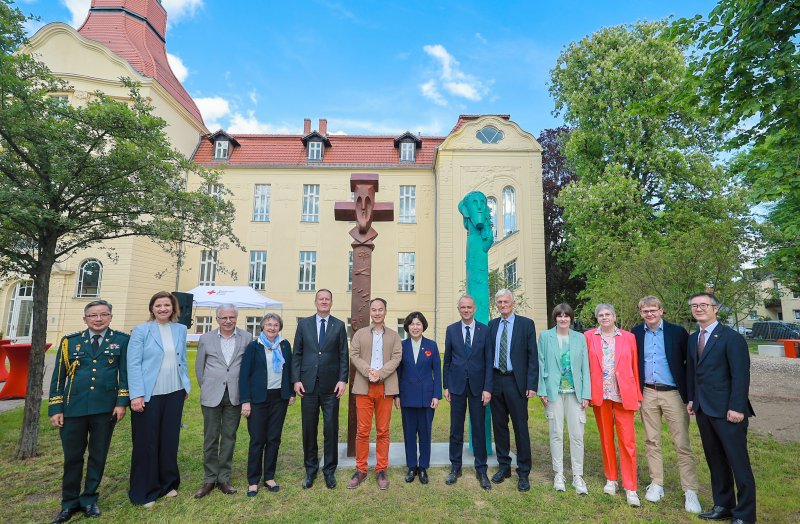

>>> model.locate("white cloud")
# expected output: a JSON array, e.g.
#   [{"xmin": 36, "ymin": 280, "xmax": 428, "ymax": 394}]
[
  {"xmin": 62, "ymin": 0, "xmax": 202, "ymax": 28},
  {"xmin": 421, "ymin": 44, "xmax": 489, "ymax": 103},
  {"xmin": 195, "ymin": 96, "xmax": 230, "ymax": 131},
  {"xmin": 248, "ymin": 89, "xmax": 258, "ymax": 105},
  {"xmin": 419, "ymin": 79, "xmax": 447, "ymax": 106},
  {"xmin": 228, "ymin": 111, "xmax": 297, "ymax": 134},
  {"xmin": 166, "ymin": 53, "xmax": 188, "ymax": 82}
]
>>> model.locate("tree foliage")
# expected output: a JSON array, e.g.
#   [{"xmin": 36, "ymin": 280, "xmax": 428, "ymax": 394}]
[
  {"xmin": 538, "ymin": 126, "xmax": 584, "ymax": 321},
  {"xmin": 0, "ymin": 0, "xmax": 239, "ymax": 458},
  {"xmin": 672, "ymin": 1, "xmax": 800, "ymax": 291},
  {"xmin": 549, "ymin": 20, "xmax": 760, "ymax": 328}
]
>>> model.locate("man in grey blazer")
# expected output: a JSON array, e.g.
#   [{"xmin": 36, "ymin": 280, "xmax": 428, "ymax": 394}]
[
  {"xmin": 194, "ymin": 304, "xmax": 253, "ymax": 499},
  {"xmin": 292, "ymin": 289, "xmax": 349, "ymax": 490}
]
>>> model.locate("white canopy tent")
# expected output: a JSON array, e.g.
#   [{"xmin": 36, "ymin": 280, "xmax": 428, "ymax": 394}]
[
  {"xmin": 185, "ymin": 285, "xmax": 283, "ymax": 309},
  {"xmin": 184, "ymin": 286, "xmax": 282, "ymax": 341}
]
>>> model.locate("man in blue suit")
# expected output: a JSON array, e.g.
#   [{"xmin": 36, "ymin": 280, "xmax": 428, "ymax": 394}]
[
  {"xmin": 687, "ymin": 292, "xmax": 756, "ymax": 524},
  {"xmin": 443, "ymin": 295, "xmax": 493, "ymax": 490},
  {"xmin": 632, "ymin": 295, "xmax": 701, "ymax": 513},
  {"xmin": 487, "ymin": 288, "xmax": 538, "ymax": 492}
]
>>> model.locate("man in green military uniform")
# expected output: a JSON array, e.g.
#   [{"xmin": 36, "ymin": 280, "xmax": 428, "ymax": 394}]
[{"xmin": 48, "ymin": 300, "xmax": 129, "ymax": 523}]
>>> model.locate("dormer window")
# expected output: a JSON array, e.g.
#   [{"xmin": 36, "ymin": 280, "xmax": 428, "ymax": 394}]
[
  {"xmin": 400, "ymin": 142, "xmax": 415, "ymax": 162},
  {"xmin": 214, "ymin": 140, "xmax": 229, "ymax": 160},
  {"xmin": 394, "ymin": 132, "xmax": 421, "ymax": 163},
  {"xmin": 308, "ymin": 141, "xmax": 323, "ymax": 161}
]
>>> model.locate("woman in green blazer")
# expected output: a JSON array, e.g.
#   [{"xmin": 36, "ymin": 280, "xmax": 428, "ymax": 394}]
[{"xmin": 538, "ymin": 303, "xmax": 591, "ymax": 495}]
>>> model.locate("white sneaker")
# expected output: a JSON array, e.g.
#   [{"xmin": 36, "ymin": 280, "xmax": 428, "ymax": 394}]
[
  {"xmin": 553, "ymin": 474, "xmax": 566, "ymax": 492},
  {"xmin": 645, "ymin": 483, "xmax": 664, "ymax": 502},
  {"xmin": 626, "ymin": 489, "xmax": 641, "ymax": 507},
  {"xmin": 143, "ymin": 501, "xmax": 155, "ymax": 509},
  {"xmin": 573, "ymin": 475, "xmax": 588, "ymax": 495},
  {"xmin": 165, "ymin": 489, "xmax": 178, "ymax": 497},
  {"xmin": 603, "ymin": 479, "xmax": 618, "ymax": 495},
  {"xmin": 684, "ymin": 490, "xmax": 702, "ymax": 513}
]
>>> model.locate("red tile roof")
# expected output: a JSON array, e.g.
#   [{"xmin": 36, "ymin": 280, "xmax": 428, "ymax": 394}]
[
  {"xmin": 451, "ymin": 114, "xmax": 510, "ymax": 133},
  {"xmin": 194, "ymin": 134, "xmax": 446, "ymax": 168},
  {"xmin": 77, "ymin": 0, "xmax": 204, "ymax": 126}
]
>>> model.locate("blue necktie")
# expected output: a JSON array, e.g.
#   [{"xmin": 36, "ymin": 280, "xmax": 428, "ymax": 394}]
[
  {"xmin": 319, "ymin": 318, "xmax": 326, "ymax": 347},
  {"xmin": 465, "ymin": 325, "xmax": 471, "ymax": 354}
]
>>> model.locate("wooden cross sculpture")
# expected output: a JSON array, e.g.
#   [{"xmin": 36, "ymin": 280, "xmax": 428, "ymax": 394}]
[{"xmin": 334, "ymin": 173, "xmax": 394, "ymax": 456}]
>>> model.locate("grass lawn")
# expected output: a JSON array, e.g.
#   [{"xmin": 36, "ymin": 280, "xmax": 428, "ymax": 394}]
[{"xmin": 1, "ymin": 351, "xmax": 798, "ymax": 523}]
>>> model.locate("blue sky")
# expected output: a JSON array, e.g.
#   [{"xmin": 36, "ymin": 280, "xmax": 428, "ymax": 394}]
[{"xmin": 16, "ymin": 0, "xmax": 717, "ymax": 137}]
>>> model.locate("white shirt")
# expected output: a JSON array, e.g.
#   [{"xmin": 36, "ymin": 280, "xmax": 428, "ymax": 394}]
[
  {"xmin": 411, "ymin": 337, "xmax": 422, "ymax": 363},
  {"xmin": 461, "ymin": 320, "xmax": 476, "ymax": 346},
  {"xmin": 370, "ymin": 327, "xmax": 384, "ymax": 369},
  {"xmin": 316, "ymin": 314, "xmax": 330, "ymax": 342},
  {"xmin": 219, "ymin": 330, "xmax": 236, "ymax": 366}
]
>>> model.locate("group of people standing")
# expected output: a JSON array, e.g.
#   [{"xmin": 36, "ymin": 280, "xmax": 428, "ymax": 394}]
[{"xmin": 47, "ymin": 288, "xmax": 757, "ymax": 524}]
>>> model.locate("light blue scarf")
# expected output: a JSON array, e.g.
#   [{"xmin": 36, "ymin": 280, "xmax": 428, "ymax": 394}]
[{"xmin": 258, "ymin": 332, "xmax": 285, "ymax": 373}]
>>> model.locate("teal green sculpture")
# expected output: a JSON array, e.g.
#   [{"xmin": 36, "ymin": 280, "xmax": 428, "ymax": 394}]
[{"xmin": 458, "ymin": 191, "xmax": 494, "ymax": 454}]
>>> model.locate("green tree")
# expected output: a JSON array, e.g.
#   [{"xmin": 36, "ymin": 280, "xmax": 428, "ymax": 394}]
[
  {"xmin": 672, "ymin": 1, "xmax": 800, "ymax": 291},
  {"xmin": 549, "ymin": 20, "xmax": 760, "ymax": 326},
  {"xmin": 0, "ymin": 1, "xmax": 239, "ymax": 459}
]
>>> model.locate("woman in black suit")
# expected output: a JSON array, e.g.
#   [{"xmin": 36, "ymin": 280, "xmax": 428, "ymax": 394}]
[
  {"xmin": 395, "ymin": 311, "xmax": 441, "ymax": 484},
  {"xmin": 239, "ymin": 313, "xmax": 294, "ymax": 496}
]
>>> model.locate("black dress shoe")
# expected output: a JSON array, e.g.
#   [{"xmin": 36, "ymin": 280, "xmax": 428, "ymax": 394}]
[
  {"xmin": 324, "ymin": 473, "xmax": 337, "ymax": 489},
  {"xmin": 477, "ymin": 472, "xmax": 492, "ymax": 490},
  {"xmin": 83, "ymin": 504, "xmax": 101, "ymax": 518},
  {"xmin": 517, "ymin": 476, "xmax": 530, "ymax": 492},
  {"xmin": 263, "ymin": 482, "xmax": 280, "ymax": 492},
  {"xmin": 699, "ymin": 506, "xmax": 734, "ymax": 520},
  {"xmin": 418, "ymin": 468, "xmax": 429, "ymax": 484},
  {"xmin": 52, "ymin": 508, "xmax": 80, "ymax": 524},
  {"xmin": 405, "ymin": 467, "xmax": 417, "ymax": 483},
  {"xmin": 445, "ymin": 468, "xmax": 462, "ymax": 485},
  {"xmin": 491, "ymin": 468, "xmax": 512, "ymax": 484},
  {"xmin": 302, "ymin": 475, "xmax": 315, "ymax": 489},
  {"xmin": 731, "ymin": 519, "xmax": 755, "ymax": 524}
]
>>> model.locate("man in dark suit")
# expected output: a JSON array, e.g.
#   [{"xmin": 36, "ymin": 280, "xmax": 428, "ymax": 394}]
[
  {"xmin": 632, "ymin": 295, "xmax": 701, "ymax": 513},
  {"xmin": 194, "ymin": 304, "xmax": 252, "ymax": 499},
  {"xmin": 487, "ymin": 288, "xmax": 538, "ymax": 492},
  {"xmin": 443, "ymin": 295, "xmax": 493, "ymax": 490},
  {"xmin": 687, "ymin": 292, "xmax": 756, "ymax": 524},
  {"xmin": 291, "ymin": 289, "xmax": 349, "ymax": 489},
  {"xmin": 48, "ymin": 300, "xmax": 129, "ymax": 524}
]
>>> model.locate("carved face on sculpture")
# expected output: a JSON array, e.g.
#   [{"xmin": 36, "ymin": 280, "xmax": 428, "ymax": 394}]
[
  {"xmin": 353, "ymin": 182, "xmax": 375, "ymax": 234},
  {"xmin": 458, "ymin": 191, "xmax": 494, "ymax": 247}
]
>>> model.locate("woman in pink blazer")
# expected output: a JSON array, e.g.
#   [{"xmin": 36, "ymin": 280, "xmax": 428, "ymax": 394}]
[{"xmin": 585, "ymin": 303, "xmax": 642, "ymax": 507}]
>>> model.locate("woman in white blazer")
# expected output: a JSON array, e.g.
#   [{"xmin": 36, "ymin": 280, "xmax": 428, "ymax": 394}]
[
  {"xmin": 127, "ymin": 291, "xmax": 191, "ymax": 507},
  {"xmin": 538, "ymin": 303, "xmax": 591, "ymax": 495}
]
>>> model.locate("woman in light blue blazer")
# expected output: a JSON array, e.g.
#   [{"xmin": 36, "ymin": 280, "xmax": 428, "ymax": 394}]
[
  {"xmin": 127, "ymin": 291, "xmax": 191, "ymax": 507},
  {"xmin": 538, "ymin": 303, "xmax": 591, "ymax": 496}
]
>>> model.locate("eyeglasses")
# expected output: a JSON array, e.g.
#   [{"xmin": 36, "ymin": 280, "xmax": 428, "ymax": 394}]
[
  {"xmin": 85, "ymin": 313, "xmax": 111, "ymax": 319},
  {"xmin": 217, "ymin": 316, "xmax": 237, "ymax": 322},
  {"xmin": 689, "ymin": 303, "xmax": 715, "ymax": 310},
  {"xmin": 640, "ymin": 309, "xmax": 661, "ymax": 316}
]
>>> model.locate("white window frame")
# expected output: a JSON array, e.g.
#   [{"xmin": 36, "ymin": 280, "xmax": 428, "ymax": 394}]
[
  {"xmin": 298, "ymin": 251, "xmax": 317, "ymax": 291},
  {"xmin": 245, "ymin": 316, "xmax": 262, "ymax": 338},
  {"xmin": 487, "ymin": 196, "xmax": 498, "ymax": 240},
  {"xmin": 749, "ymin": 310, "xmax": 758, "ymax": 320},
  {"xmin": 399, "ymin": 185, "xmax": 416, "ymax": 223},
  {"xmin": 504, "ymin": 259, "xmax": 518, "ymax": 289},
  {"xmin": 398, "ymin": 252, "xmax": 416, "ymax": 292},
  {"xmin": 207, "ymin": 183, "xmax": 222, "ymax": 199},
  {"xmin": 199, "ymin": 249, "xmax": 217, "ymax": 286},
  {"xmin": 249, "ymin": 250, "xmax": 268, "ymax": 290},
  {"xmin": 794, "ymin": 309, "xmax": 800, "ymax": 321},
  {"xmin": 400, "ymin": 142, "xmax": 415, "ymax": 162},
  {"xmin": 308, "ymin": 141, "xmax": 323, "ymax": 161},
  {"xmin": 76, "ymin": 259, "xmax": 103, "ymax": 298},
  {"xmin": 195, "ymin": 316, "xmax": 212, "ymax": 334},
  {"xmin": 397, "ymin": 318, "xmax": 408, "ymax": 340},
  {"xmin": 214, "ymin": 140, "xmax": 229, "ymax": 160},
  {"xmin": 302, "ymin": 184, "xmax": 320, "ymax": 222},
  {"xmin": 503, "ymin": 186, "xmax": 517, "ymax": 236},
  {"xmin": 252, "ymin": 184, "xmax": 271, "ymax": 222}
]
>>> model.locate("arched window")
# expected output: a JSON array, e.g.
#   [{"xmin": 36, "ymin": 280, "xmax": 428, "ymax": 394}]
[
  {"xmin": 487, "ymin": 196, "xmax": 498, "ymax": 240},
  {"xmin": 77, "ymin": 259, "xmax": 102, "ymax": 297},
  {"xmin": 502, "ymin": 186, "xmax": 516, "ymax": 236}
]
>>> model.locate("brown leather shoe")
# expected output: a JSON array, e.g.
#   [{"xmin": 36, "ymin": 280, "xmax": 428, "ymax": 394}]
[
  {"xmin": 347, "ymin": 471, "xmax": 367, "ymax": 489},
  {"xmin": 194, "ymin": 483, "xmax": 215, "ymax": 499},
  {"xmin": 377, "ymin": 470, "xmax": 390, "ymax": 490},
  {"xmin": 217, "ymin": 481, "xmax": 237, "ymax": 495}
]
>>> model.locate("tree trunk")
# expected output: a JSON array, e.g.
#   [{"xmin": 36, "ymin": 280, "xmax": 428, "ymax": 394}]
[{"xmin": 16, "ymin": 242, "xmax": 56, "ymax": 459}]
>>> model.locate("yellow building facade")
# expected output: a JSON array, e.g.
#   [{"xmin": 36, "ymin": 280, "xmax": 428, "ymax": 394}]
[{"xmin": 2, "ymin": 0, "xmax": 547, "ymax": 345}]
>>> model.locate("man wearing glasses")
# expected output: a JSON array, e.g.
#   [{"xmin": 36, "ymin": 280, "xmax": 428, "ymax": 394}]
[
  {"xmin": 686, "ymin": 293, "xmax": 756, "ymax": 524},
  {"xmin": 194, "ymin": 304, "xmax": 252, "ymax": 499},
  {"xmin": 48, "ymin": 300, "xmax": 129, "ymax": 523},
  {"xmin": 632, "ymin": 296, "xmax": 701, "ymax": 513}
]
